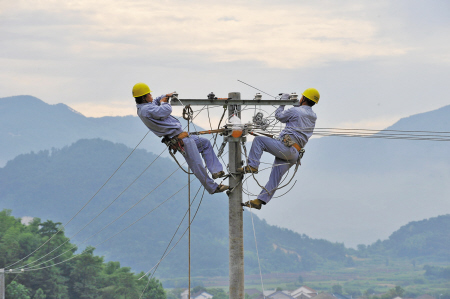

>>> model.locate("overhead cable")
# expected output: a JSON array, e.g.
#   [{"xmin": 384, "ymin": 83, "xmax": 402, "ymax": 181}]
[
  {"xmin": 17, "ymin": 158, "xmax": 185, "ymax": 272},
  {"xmin": 6, "ymin": 131, "xmax": 150, "ymax": 269},
  {"xmin": 139, "ymin": 186, "xmax": 204, "ymax": 299}
]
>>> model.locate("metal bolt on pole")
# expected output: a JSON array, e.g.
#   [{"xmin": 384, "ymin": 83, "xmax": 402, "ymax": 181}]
[{"xmin": 227, "ymin": 92, "xmax": 245, "ymax": 299}]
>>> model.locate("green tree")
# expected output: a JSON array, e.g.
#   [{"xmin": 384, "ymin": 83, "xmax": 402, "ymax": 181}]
[
  {"xmin": 380, "ymin": 286, "xmax": 404, "ymax": 299},
  {"xmin": 167, "ymin": 288, "xmax": 184, "ymax": 299},
  {"xmin": 69, "ymin": 246, "xmax": 103, "ymax": 299},
  {"xmin": 192, "ymin": 285, "xmax": 207, "ymax": 294},
  {"xmin": 139, "ymin": 277, "xmax": 165, "ymax": 299},
  {"xmin": 33, "ymin": 288, "xmax": 46, "ymax": 299},
  {"xmin": 6, "ymin": 281, "xmax": 31, "ymax": 299},
  {"xmin": 208, "ymin": 288, "xmax": 228, "ymax": 299}
]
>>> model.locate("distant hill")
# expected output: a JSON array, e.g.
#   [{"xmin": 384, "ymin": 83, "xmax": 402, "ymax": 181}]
[
  {"xmin": 376, "ymin": 214, "xmax": 450, "ymax": 260},
  {"xmin": 0, "ymin": 95, "xmax": 170, "ymax": 166},
  {"xmin": 2, "ymin": 95, "xmax": 450, "ymax": 248},
  {"xmin": 0, "ymin": 138, "xmax": 347, "ymax": 277}
]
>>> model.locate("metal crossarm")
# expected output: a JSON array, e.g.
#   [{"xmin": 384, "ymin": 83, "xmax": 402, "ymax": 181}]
[{"xmin": 170, "ymin": 98, "xmax": 299, "ymax": 106}]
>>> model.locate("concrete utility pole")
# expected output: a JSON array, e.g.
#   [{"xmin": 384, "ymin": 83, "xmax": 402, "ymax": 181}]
[
  {"xmin": 0, "ymin": 269, "xmax": 5, "ymax": 299},
  {"xmin": 171, "ymin": 93, "xmax": 298, "ymax": 299},
  {"xmin": 227, "ymin": 93, "xmax": 244, "ymax": 299}
]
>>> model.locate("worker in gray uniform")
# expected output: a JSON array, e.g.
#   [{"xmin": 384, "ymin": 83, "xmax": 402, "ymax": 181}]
[
  {"xmin": 239, "ymin": 88, "xmax": 320, "ymax": 209},
  {"xmin": 133, "ymin": 83, "xmax": 228, "ymax": 194}
]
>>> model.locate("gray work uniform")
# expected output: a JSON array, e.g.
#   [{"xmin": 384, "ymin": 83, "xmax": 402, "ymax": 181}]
[
  {"xmin": 137, "ymin": 95, "xmax": 222, "ymax": 194},
  {"xmin": 247, "ymin": 104, "xmax": 317, "ymax": 203}
]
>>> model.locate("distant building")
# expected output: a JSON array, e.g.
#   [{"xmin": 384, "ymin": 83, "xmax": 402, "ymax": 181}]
[
  {"xmin": 268, "ymin": 291, "xmax": 296, "ymax": 299},
  {"xmin": 191, "ymin": 291, "xmax": 213, "ymax": 299},
  {"xmin": 181, "ymin": 289, "xmax": 189, "ymax": 299},
  {"xmin": 180, "ymin": 290, "xmax": 214, "ymax": 299},
  {"xmin": 311, "ymin": 293, "xmax": 337, "ymax": 299},
  {"xmin": 264, "ymin": 290, "xmax": 278, "ymax": 297},
  {"xmin": 291, "ymin": 286, "xmax": 318, "ymax": 299},
  {"xmin": 254, "ymin": 290, "xmax": 295, "ymax": 299}
]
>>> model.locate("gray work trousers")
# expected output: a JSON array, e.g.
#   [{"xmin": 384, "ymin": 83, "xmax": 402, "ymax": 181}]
[
  {"xmin": 183, "ymin": 135, "xmax": 223, "ymax": 194},
  {"xmin": 247, "ymin": 136, "xmax": 299, "ymax": 203}
]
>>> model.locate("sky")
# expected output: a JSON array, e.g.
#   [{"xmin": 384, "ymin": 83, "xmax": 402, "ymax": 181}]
[{"xmin": 1, "ymin": 0, "xmax": 449, "ymax": 131}]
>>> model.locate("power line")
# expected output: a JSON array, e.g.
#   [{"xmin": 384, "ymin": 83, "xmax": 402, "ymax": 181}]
[
  {"xmin": 16, "ymin": 178, "xmax": 195, "ymax": 273},
  {"xmin": 138, "ymin": 187, "xmax": 206, "ymax": 282},
  {"xmin": 139, "ymin": 186, "xmax": 204, "ymax": 299},
  {"xmin": 237, "ymin": 79, "xmax": 276, "ymax": 98},
  {"xmin": 11, "ymin": 103, "xmax": 209, "ymax": 272},
  {"xmin": 6, "ymin": 131, "xmax": 151, "ymax": 269},
  {"xmin": 14, "ymin": 147, "xmax": 168, "ymax": 271},
  {"xmin": 16, "ymin": 157, "xmax": 184, "ymax": 272}
]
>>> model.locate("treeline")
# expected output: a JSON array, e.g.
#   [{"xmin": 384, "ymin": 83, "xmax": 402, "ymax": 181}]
[
  {"xmin": 350, "ymin": 215, "xmax": 450, "ymax": 260},
  {"xmin": 0, "ymin": 209, "xmax": 165, "ymax": 299}
]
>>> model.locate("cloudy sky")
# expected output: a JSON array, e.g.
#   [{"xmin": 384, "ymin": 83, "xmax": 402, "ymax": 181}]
[{"xmin": 2, "ymin": 0, "xmax": 449, "ymax": 130}]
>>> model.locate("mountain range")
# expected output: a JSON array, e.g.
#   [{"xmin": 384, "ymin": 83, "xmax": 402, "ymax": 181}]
[
  {"xmin": 1, "ymin": 95, "xmax": 450, "ymax": 247},
  {"xmin": 0, "ymin": 95, "xmax": 166, "ymax": 167},
  {"xmin": 0, "ymin": 138, "xmax": 348, "ymax": 278}
]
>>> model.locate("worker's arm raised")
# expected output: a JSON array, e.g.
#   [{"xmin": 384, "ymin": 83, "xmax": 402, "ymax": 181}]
[
  {"xmin": 275, "ymin": 105, "xmax": 296, "ymax": 123},
  {"xmin": 145, "ymin": 95, "xmax": 173, "ymax": 119},
  {"xmin": 159, "ymin": 93, "xmax": 174, "ymax": 103}
]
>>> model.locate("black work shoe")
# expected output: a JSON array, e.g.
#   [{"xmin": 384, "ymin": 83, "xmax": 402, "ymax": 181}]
[
  {"xmin": 237, "ymin": 166, "xmax": 258, "ymax": 174},
  {"xmin": 212, "ymin": 171, "xmax": 226, "ymax": 179},
  {"xmin": 241, "ymin": 199, "xmax": 265, "ymax": 210},
  {"xmin": 214, "ymin": 184, "xmax": 229, "ymax": 194}
]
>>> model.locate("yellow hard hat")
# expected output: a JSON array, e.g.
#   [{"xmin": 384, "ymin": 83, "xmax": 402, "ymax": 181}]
[
  {"xmin": 302, "ymin": 88, "xmax": 320, "ymax": 104},
  {"xmin": 132, "ymin": 83, "xmax": 152, "ymax": 98}
]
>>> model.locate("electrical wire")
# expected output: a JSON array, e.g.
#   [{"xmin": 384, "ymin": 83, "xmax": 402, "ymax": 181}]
[
  {"xmin": 17, "ymin": 98, "xmax": 217, "ymax": 272},
  {"xmin": 139, "ymin": 186, "xmax": 204, "ymax": 299},
  {"xmin": 17, "ymin": 178, "xmax": 194, "ymax": 272},
  {"xmin": 6, "ymin": 131, "xmax": 151, "ymax": 269},
  {"xmin": 138, "ymin": 187, "xmax": 206, "ymax": 281},
  {"xmin": 13, "ymin": 147, "xmax": 168, "ymax": 271},
  {"xmin": 18, "ymin": 158, "xmax": 185, "ymax": 272}
]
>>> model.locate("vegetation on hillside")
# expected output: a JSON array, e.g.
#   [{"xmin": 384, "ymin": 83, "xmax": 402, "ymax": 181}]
[
  {"xmin": 0, "ymin": 139, "xmax": 349, "ymax": 280},
  {"xmin": 0, "ymin": 210, "xmax": 165, "ymax": 299},
  {"xmin": 351, "ymin": 215, "xmax": 450, "ymax": 261}
]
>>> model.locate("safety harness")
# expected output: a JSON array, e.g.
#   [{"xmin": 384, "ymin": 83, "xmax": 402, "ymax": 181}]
[
  {"xmin": 281, "ymin": 135, "xmax": 302, "ymax": 152},
  {"xmin": 161, "ymin": 132, "xmax": 189, "ymax": 156}
]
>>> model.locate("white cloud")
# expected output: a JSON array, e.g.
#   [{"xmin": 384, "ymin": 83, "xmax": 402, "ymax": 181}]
[{"xmin": 2, "ymin": 0, "xmax": 408, "ymax": 68}]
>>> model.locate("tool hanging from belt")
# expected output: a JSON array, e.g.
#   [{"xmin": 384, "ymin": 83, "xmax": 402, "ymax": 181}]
[
  {"xmin": 161, "ymin": 132, "xmax": 193, "ymax": 174},
  {"xmin": 161, "ymin": 132, "xmax": 189, "ymax": 156},
  {"xmin": 281, "ymin": 135, "xmax": 302, "ymax": 152}
]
